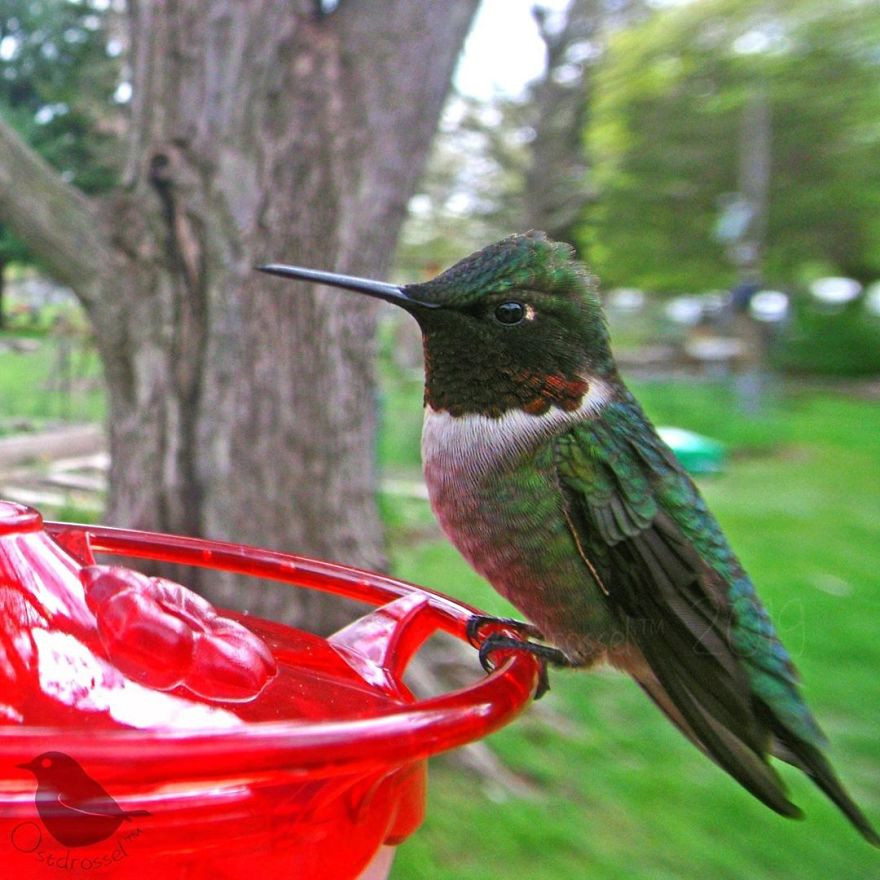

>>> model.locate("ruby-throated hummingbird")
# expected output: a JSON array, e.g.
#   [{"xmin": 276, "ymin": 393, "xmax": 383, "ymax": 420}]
[{"xmin": 259, "ymin": 231, "xmax": 878, "ymax": 843}]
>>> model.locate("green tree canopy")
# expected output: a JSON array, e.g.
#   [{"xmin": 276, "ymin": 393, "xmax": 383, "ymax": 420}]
[
  {"xmin": 581, "ymin": 0, "xmax": 880, "ymax": 292},
  {"xmin": 0, "ymin": 0, "xmax": 121, "ymax": 283}
]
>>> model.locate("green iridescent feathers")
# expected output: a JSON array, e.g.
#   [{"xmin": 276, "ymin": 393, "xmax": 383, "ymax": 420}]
[
  {"xmin": 406, "ymin": 230, "xmax": 598, "ymax": 308},
  {"xmin": 554, "ymin": 399, "xmax": 877, "ymax": 840}
]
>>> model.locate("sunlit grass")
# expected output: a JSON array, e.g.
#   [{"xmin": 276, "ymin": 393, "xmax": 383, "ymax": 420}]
[
  {"xmin": 0, "ymin": 330, "xmax": 105, "ymax": 428},
  {"xmin": 383, "ymin": 377, "xmax": 880, "ymax": 879},
  {"xmin": 2, "ymin": 314, "xmax": 878, "ymax": 877}
]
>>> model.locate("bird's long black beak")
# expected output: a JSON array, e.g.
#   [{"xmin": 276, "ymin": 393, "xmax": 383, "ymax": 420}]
[{"xmin": 256, "ymin": 264, "xmax": 440, "ymax": 311}]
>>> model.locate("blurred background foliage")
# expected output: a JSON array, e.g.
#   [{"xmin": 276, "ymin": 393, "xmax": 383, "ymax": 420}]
[
  {"xmin": 3, "ymin": 0, "xmax": 879, "ymax": 377},
  {"xmin": 399, "ymin": 0, "xmax": 880, "ymax": 378},
  {"xmin": 585, "ymin": 0, "xmax": 880, "ymax": 291},
  {"xmin": 0, "ymin": 0, "xmax": 122, "ymax": 325}
]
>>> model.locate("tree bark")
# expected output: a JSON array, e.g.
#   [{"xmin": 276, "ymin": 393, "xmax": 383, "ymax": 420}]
[
  {"xmin": 0, "ymin": 0, "xmax": 478, "ymax": 629},
  {"xmin": 524, "ymin": 0, "xmax": 645, "ymax": 242},
  {"xmin": 0, "ymin": 257, "xmax": 5, "ymax": 330},
  {"xmin": 734, "ymin": 86, "xmax": 771, "ymax": 278}
]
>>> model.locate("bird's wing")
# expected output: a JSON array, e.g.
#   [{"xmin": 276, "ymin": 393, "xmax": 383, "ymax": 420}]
[
  {"xmin": 55, "ymin": 792, "xmax": 125, "ymax": 819},
  {"xmin": 554, "ymin": 399, "xmax": 801, "ymax": 816},
  {"xmin": 555, "ymin": 401, "xmax": 880, "ymax": 843}
]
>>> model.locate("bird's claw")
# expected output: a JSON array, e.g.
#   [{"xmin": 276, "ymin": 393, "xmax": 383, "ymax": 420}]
[
  {"xmin": 465, "ymin": 613, "xmax": 544, "ymax": 648},
  {"xmin": 474, "ymin": 630, "xmax": 572, "ymax": 701}
]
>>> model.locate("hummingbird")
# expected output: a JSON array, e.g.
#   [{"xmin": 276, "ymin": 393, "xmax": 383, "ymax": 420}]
[
  {"xmin": 258, "ymin": 231, "xmax": 878, "ymax": 843},
  {"xmin": 19, "ymin": 751, "xmax": 149, "ymax": 847}
]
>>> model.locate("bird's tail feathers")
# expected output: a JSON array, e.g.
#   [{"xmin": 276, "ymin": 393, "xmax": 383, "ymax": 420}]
[
  {"xmin": 634, "ymin": 663, "xmax": 879, "ymax": 845},
  {"xmin": 630, "ymin": 666, "xmax": 801, "ymax": 819},
  {"xmin": 770, "ymin": 725, "xmax": 880, "ymax": 846}
]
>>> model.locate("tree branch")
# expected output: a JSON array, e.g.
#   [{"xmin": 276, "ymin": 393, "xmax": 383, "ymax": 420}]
[{"xmin": 0, "ymin": 113, "xmax": 113, "ymax": 295}]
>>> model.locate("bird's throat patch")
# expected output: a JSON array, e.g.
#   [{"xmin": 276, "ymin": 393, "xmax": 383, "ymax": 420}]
[
  {"xmin": 423, "ymin": 362, "xmax": 609, "ymax": 421},
  {"xmin": 422, "ymin": 334, "xmax": 601, "ymax": 418},
  {"xmin": 516, "ymin": 370, "xmax": 590, "ymax": 415}
]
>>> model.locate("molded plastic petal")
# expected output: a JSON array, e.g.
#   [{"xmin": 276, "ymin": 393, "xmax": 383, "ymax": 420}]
[{"xmin": 82, "ymin": 565, "xmax": 277, "ymax": 702}]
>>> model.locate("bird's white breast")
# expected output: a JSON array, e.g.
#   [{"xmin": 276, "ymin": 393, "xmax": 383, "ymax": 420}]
[{"xmin": 421, "ymin": 375, "xmax": 613, "ymax": 483}]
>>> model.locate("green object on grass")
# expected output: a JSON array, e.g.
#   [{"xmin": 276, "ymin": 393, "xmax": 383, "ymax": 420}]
[{"xmin": 658, "ymin": 426, "xmax": 725, "ymax": 474}]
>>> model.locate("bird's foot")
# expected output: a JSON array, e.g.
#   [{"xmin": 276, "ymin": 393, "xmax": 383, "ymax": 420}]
[
  {"xmin": 465, "ymin": 614, "xmax": 544, "ymax": 648},
  {"xmin": 472, "ymin": 628, "xmax": 573, "ymax": 701}
]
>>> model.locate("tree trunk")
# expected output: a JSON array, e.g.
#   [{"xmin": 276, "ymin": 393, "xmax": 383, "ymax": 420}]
[
  {"xmin": 735, "ymin": 86, "xmax": 771, "ymax": 278},
  {"xmin": 0, "ymin": 0, "xmax": 478, "ymax": 630},
  {"xmin": 0, "ymin": 257, "xmax": 5, "ymax": 331},
  {"xmin": 523, "ymin": 0, "xmax": 645, "ymax": 243},
  {"xmin": 524, "ymin": 2, "xmax": 595, "ymax": 242}
]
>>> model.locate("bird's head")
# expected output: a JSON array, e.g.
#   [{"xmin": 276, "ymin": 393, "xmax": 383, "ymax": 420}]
[
  {"xmin": 259, "ymin": 231, "xmax": 617, "ymax": 418},
  {"xmin": 18, "ymin": 751, "xmax": 80, "ymax": 783}
]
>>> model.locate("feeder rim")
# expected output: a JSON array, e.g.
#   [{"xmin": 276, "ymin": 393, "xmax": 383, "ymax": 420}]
[{"xmin": 0, "ymin": 521, "xmax": 540, "ymax": 784}]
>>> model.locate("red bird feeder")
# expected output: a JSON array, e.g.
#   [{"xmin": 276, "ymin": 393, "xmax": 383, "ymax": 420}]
[{"xmin": 0, "ymin": 500, "xmax": 540, "ymax": 878}]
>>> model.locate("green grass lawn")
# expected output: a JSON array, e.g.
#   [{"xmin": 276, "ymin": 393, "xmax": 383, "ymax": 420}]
[
  {"xmin": 0, "ymin": 330, "xmax": 105, "ymax": 428},
  {"xmin": 2, "ymin": 317, "xmax": 877, "ymax": 876},
  {"xmin": 382, "ymin": 374, "xmax": 880, "ymax": 880}
]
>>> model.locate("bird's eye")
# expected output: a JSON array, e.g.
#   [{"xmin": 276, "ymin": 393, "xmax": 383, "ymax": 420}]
[{"xmin": 493, "ymin": 301, "xmax": 526, "ymax": 325}]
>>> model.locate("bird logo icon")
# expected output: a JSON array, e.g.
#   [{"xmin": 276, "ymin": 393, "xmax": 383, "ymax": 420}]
[{"xmin": 18, "ymin": 752, "xmax": 149, "ymax": 848}]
